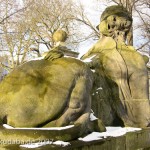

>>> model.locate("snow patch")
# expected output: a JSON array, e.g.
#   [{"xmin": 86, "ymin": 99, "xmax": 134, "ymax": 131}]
[
  {"xmin": 3, "ymin": 124, "xmax": 74, "ymax": 130},
  {"xmin": 20, "ymin": 141, "xmax": 70, "ymax": 148},
  {"xmin": 64, "ymin": 56, "xmax": 79, "ymax": 59},
  {"xmin": 20, "ymin": 141, "xmax": 52, "ymax": 149},
  {"xmin": 96, "ymin": 87, "xmax": 103, "ymax": 90},
  {"xmin": 3, "ymin": 124, "xmax": 141, "ymax": 147},
  {"xmin": 82, "ymin": 55, "xmax": 96, "ymax": 62},
  {"xmin": 53, "ymin": 141, "xmax": 70, "ymax": 147},
  {"xmin": 3, "ymin": 124, "xmax": 14, "ymax": 129},
  {"xmin": 79, "ymin": 132, "xmax": 102, "ymax": 141},
  {"xmin": 91, "ymin": 69, "xmax": 95, "ymax": 72},
  {"xmin": 90, "ymin": 113, "xmax": 98, "ymax": 121},
  {"xmin": 79, "ymin": 127, "xmax": 141, "ymax": 142}
]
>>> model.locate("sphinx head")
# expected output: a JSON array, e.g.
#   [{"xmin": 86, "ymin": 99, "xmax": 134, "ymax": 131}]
[{"xmin": 97, "ymin": 5, "xmax": 132, "ymax": 42}]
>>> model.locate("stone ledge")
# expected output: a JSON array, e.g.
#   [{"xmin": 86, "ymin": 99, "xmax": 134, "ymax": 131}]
[{"xmin": 0, "ymin": 128, "xmax": 150, "ymax": 150}]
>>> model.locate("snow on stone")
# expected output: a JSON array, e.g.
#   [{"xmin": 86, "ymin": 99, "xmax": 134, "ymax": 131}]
[
  {"xmin": 79, "ymin": 127, "xmax": 141, "ymax": 142},
  {"xmin": 3, "ymin": 124, "xmax": 71, "ymax": 148},
  {"xmin": 64, "ymin": 55, "xmax": 79, "ymax": 59},
  {"xmin": 53, "ymin": 141, "xmax": 70, "ymax": 147},
  {"xmin": 78, "ymin": 132, "xmax": 103, "ymax": 142},
  {"xmin": 20, "ymin": 141, "xmax": 52, "ymax": 149},
  {"xmin": 90, "ymin": 112, "xmax": 98, "ymax": 121},
  {"xmin": 91, "ymin": 69, "xmax": 95, "ymax": 72},
  {"xmin": 3, "ymin": 124, "xmax": 14, "ymax": 129},
  {"xmin": 3, "ymin": 124, "xmax": 74, "ymax": 130},
  {"xmin": 96, "ymin": 87, "xmax": 103, "ymax": 90},
  {"xmin": 82, "ymin": 55, "xmax": 96, "ymax": 62},
  {"xmin": 20, "ymin": 141, "xmax": 70, "ymax": 148},
  {"xmin": 3, "ymin": 123, "xmax": 142, "ymax": 147}
]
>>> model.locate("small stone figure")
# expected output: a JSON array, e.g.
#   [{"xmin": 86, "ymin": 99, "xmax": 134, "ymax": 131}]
[
  {"xmin": 44, "ymin": 30, "xmax": 68, "ymax": 60},
  {"xmin": 81, "ymin": 5, "xmax": 150, "ymax": 127},
  {"xmin": 44, "ymin": 30, "xmax": 79, "ymax": 60}
]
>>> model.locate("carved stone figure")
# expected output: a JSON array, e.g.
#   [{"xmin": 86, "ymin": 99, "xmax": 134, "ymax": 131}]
[
  {"xmin": 0, "ymin": 58, "xmax": 106, "ymax": 139},
  {"xmin": 44, "ymin": 30, "xmax": 79, "ymax": 60},
  {"xmin": 81, "ymin": 5, "xmax": 150, "ymax": 127},
  {"xmin": 0, "ymin": 30, "xmax": 105, "ymax": 142}
]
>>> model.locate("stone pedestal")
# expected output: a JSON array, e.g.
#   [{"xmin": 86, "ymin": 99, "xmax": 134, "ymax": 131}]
[{"xmin": 0, "ymin": 128, "xmax": 150, "ymax": 150}]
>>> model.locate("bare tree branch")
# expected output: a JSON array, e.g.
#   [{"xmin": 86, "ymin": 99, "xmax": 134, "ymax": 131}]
[{"xmin": 136, "ymin": 40, "xmax": 150, "ymax": 50}]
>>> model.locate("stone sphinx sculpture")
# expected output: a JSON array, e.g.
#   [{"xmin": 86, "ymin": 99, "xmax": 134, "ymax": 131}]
[
  {"xmin": 0, "ymin": 30, "xmax": 105, "ymax": 142},
  {"xmin": 81, "ymin": 5, "xmax": 150, "ymax": 127}
]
